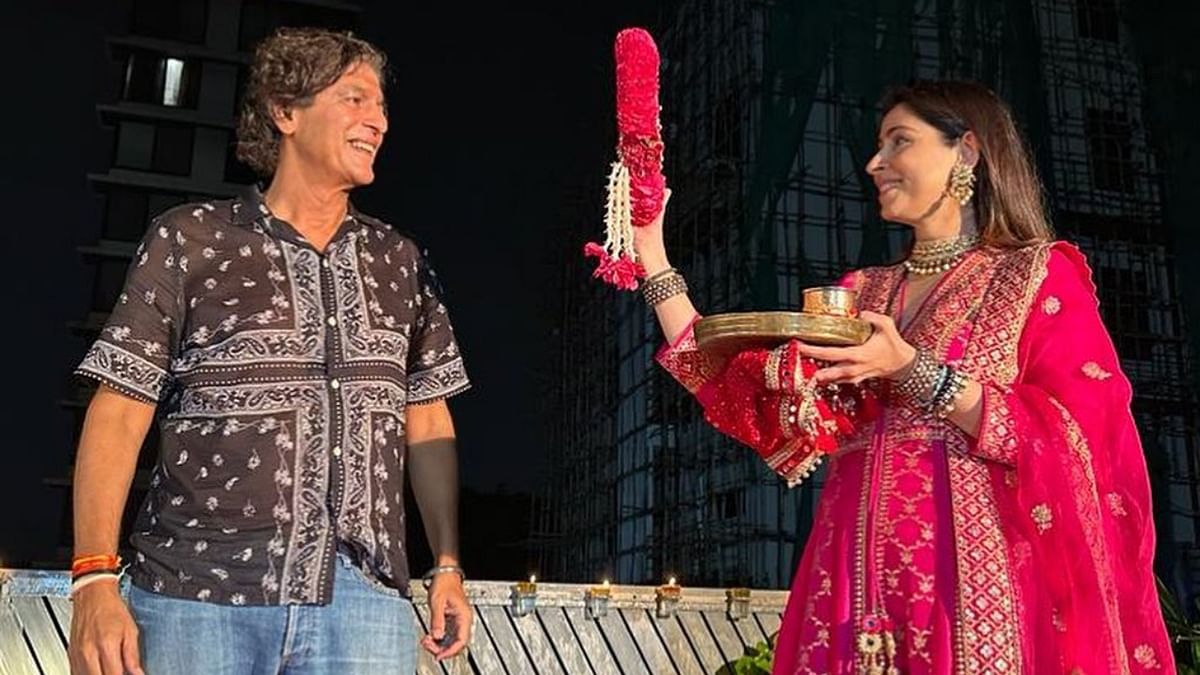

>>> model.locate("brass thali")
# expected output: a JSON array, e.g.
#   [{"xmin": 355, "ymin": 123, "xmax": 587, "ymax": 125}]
[
  {"xmin": 694, "ymin": 311, "xmax": 872, "ymax": 355},
  {"xmin": 693, "ymin": 286, "xmax": 872, "ymax": 355}
]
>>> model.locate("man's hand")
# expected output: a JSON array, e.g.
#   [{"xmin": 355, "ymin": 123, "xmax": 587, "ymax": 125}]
[
  {"xmin": 421, "ymin": 573, "xmax": 472, "ymax": 661},
  {"xmin": 68, "ymin": 580, "xmax": 144, "ymax": 675}
]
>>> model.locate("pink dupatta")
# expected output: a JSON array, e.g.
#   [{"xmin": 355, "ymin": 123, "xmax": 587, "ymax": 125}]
[{"xmin": 974, "ymin": 243, "xmax": 1172, "ymax": 672}]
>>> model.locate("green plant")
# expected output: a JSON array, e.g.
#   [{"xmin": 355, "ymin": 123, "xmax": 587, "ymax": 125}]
[
  {"xmin": 727, "ymin": 634, "xmax": 775, "ymax": 674},
  {"xmin": 1159, "ymin": 576, "xmax": 1200, "ymax": 673}
]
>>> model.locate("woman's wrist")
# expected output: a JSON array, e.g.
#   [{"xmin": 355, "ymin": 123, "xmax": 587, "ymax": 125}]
[
  {"xmin": 887, "ymin": 343, "xmax": 919, "ymax": 381},
  {"xmin": 640, "ymin": 257, "xmax": 672, "ymax": 277}
]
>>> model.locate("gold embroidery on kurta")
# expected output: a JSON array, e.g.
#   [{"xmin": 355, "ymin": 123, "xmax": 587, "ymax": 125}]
[
  {"xmin": 1107, "ymin": 492, "xmax": 1128, "ymax": 517},
  {"xmin": 1032, "ymin": 504, "xmax": 1053, "ymax": 533},
  {"xmin": 979, "ymin": 391, "xmax": 1020, "ymax": 465},
  {"xmin": 1134, "ymin": 644, "xmax": 1161, "ymax": 669},
  {"xmin": 1082, "ymin": 361, "xmax": 1113, "ymax": 380},
  {"xmin": 949, "ymin": 245, "xmax": 1049, "ymax": 675},
  {"xmin": 656, "ymin": 326, "xmax": 723, "ymax": 393}
]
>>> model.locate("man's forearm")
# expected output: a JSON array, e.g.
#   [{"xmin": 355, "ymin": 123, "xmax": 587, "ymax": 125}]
[
  {"xmin": 407, "ymin": 437, "xmax": 460, "ymax": 565},
  {"xmin": 73, "ymin": 386, "xmax": 155, "ymax": 557}
]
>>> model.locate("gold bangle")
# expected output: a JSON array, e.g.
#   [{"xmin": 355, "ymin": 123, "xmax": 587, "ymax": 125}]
[{"xmin": 644, "ymin": 267, "xmax": 678, "ymax": 284}]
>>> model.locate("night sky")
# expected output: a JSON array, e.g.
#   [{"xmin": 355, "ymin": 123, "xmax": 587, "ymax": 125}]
[{"xmin": 0, "ymin": 1, "xmax": 659, "ymax": 565}]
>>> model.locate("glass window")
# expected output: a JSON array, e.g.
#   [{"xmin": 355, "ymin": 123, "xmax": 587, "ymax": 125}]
[
  {"xmin": 1086, "ymin": 108, "xmax": 1136, "ymax": 193},
  {"xmin": 121, "ymin": 50, "xmax": 201, "ymax": 109}
]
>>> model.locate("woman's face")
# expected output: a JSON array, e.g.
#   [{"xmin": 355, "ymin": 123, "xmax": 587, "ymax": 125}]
[{"xmin": 865, "ymin": 104, "xmax": 961, "ymax": 226}]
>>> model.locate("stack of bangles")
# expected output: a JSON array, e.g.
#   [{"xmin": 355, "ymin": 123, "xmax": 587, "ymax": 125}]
[
  {"xmin": 642, "ymin": 268, "xmax": 687, "ymax": 306},
  {"xmin": 892, "ymin": 348, "xmax": 969, "ymax": 418},
  {"xmin": 71, "ymin": 553, "xmax": 123, "ymax": 598}
]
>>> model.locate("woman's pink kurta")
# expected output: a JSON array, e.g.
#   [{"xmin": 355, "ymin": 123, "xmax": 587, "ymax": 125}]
[{"xmin": 657, "ymin": 243, "xmax": 1173, "ymax": 674}]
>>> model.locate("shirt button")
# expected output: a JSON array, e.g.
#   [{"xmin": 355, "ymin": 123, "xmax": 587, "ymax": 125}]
[
  {"xmin": 332, "ymin": 446, "xmax": 343, "ymax": 457},
  {"xmin": 330, "ymin": 379, "xmax": 341, "ymax": 390},
  {"xmin": 326, "ymin": 316, "xmax": 337, "ymax": 327}
]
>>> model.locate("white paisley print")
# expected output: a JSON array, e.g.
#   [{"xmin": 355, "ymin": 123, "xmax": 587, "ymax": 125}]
[{"xmin": 76, "ymin": 188, "xmax": 470, "ymax": 605}]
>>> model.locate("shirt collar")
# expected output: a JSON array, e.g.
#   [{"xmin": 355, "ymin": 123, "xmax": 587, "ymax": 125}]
[{"xmin": 229, "ymin": 184, "xmax": 388, "ymax": 242}]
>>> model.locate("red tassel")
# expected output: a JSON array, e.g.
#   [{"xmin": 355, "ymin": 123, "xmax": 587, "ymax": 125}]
[{"xmin": 584, "ymin": 242, "xmax": 645, "ymax": 291}]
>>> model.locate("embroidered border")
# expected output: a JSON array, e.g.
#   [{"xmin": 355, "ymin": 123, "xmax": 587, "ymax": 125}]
[
  {"xmin": 948, "ymin": 451, "xmax": 1021, "ymax": 674},
  {"xmin": 946, "ymin": 246, "xmax": 1050, "ymax": 675},
  {"xmin": 976, "ymin": 388, "xmax": 1020, "ymax": 465},
  {"xmin": 655, "ymin": 319, "xmax": 725, "ymax": 393},
  {"xmin": 1049, "ymin": 398, "xmax": 1131, "ymax": 673}
]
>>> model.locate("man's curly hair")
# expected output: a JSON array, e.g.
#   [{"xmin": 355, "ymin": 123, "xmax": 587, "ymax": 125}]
[{"xmin": 236, "ymin": 27, "xmax": 388, "ymax": 177}]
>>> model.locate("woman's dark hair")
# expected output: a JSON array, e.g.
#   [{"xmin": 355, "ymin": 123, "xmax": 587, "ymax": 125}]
[{"xmin": 881, "ymin": 80, "xmax": 1053, "ymax": 247}]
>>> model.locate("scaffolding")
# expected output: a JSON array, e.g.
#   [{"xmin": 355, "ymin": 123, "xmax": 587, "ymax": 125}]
[
  {"xmin": 1032, "ymin": 0, "xmax": 1200, "ymax": 575},
  {"xmin": 537, "ymin": 0, "xmax": 1200, "ymax": 591}
]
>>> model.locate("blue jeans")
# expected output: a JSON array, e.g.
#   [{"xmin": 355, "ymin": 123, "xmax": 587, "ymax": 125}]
[{"xmin": 127, "ymin": 555, "xmax": 417, "ymax": 675}]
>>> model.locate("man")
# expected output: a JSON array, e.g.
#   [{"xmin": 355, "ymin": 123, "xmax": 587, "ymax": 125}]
[{"xmin": 68, "ymin": 27, "xmax": 472, "ymax": 675}]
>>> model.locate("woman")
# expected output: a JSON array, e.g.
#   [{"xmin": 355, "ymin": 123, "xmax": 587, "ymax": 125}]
[{"xmin": 636, "ymin": 81, "xmax": 1173, "ymax": 673}]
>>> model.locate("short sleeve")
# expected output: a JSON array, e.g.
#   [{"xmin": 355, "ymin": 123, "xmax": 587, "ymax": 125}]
[
  {"xmin": 405, "ymin": 247, "xmax": 470, "ymax": 404},
  {"xmin": 75, "ymin": 213, "xmax": 186, "ymax": 404}
]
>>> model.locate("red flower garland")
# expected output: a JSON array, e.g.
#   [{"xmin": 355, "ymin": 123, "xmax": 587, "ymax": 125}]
[
  {"xmin": 583, "ymin": 27, "xmax": 666, "ymax": 291},
  {"xmin": 614, "ymin": 28, "xmax": 665, "ymax": 227}
]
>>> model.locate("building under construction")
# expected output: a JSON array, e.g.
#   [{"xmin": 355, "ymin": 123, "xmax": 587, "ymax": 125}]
[{"xmin": 535, "ymin": 0, "xmax": 1200, "ymax": 593}]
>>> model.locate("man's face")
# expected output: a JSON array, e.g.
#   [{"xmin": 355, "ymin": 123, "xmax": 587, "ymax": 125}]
[{"xmin": 276, "ymin": 61, "xmax": 388, "ymax": 188}]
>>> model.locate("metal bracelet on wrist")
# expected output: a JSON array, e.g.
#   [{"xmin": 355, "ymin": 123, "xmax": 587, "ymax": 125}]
[
  {"xmin": 643, "ymin": 266, "xmax": 678, "ymax": 284},
  {"xmin": 643, "ymin": 271, "xmax": 688, "ymax": 306},
  {"xmin": 927, "ymin": 365, "xmax": 953, "ymax": 404},
  {"xmin": 893, "ymin": 348, "xmax": 939, "ymax": 404},
  {"xmin": 928, "ymin": 365, "xmax": 952, "ymax": 404},
  {"xmin": 930, "ymin": 368, "xmax": 969, "ymax": 418},
  {"xmin": 422, "ymin": 564, "xmax": 465, "ymax": 589}
]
